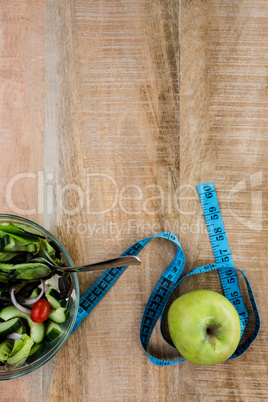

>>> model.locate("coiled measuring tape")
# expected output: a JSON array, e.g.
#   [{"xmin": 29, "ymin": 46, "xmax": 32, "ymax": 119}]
[{"xmin": 72, "ymin": 182, "xmax": 260, "ymax": 366}]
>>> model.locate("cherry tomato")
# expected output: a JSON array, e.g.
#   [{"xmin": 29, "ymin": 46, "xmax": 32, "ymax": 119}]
[{"xmin": 31, "ymin": 299, "xmax": 50, "ymax": 323}]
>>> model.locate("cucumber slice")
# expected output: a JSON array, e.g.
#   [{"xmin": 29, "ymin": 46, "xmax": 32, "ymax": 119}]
[
  {"xmin": 16, "ymin": 325, "xmax": 26, "ymax": 334},
  {"xmin": 45, "ymin": 320, "xmax": 62, "ymax": 342},
  {"xmin": 0, "ymin": 306, "xmax": 45, "ymax": 343},
  {"xmin": 46, "ymin": 288, "xmax": 65, "ymax": 309},
  {"xmin": 29, "ymin": 287, "xmax": 41, "ymax": 299},
  {"xmin": 0, "ymin": 317, "xmax": 23, "ymax": 338},
  {"xmin": 5, "ymin": 334, "xmax": 34, "ymax": 370},
  {"xmin": 0, "ymin": 236, "xmax": 37, "ymax": 253},
  {"xmin": 26, "ymin": 341, "xmax": 46, "ymax": 364},
  {"xmin": 13, "ymin": 241, "xmax": 37, "ymax": 253},
  {"xmin": 48, "ymin": 307, "xmax": 70, "ymax": 324},
  {"xmin": 11, "ymin": 325, "xmax": 27, "ymax": 351},
  {"xmin": 0, "ymin": 339, "xmax": 14, "ymax": 362},
  {"xmin": 15, "ymin": 281, "xmax": 41, "ymax": 304},
  {"xmin": 1, "ymin": 235, "xmax": 15, "ymax": 252}
]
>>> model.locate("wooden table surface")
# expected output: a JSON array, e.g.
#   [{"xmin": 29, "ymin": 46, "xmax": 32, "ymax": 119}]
[{"xmin": 0, "ymin": 0, "xmax": 267, "ymax": 400}]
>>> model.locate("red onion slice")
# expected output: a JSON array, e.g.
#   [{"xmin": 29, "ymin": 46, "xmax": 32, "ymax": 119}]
[
  {"xmin": 10, "ymin": 288, "xmax": 31, "ymax": 315},
  {"xmin": 7, "ymin": 332, "xmax": 23, "ymax": 340},
  {"xmin": 23, "ymin": 279, "xmax": 45, "ymax": 305},
  {"xmin": 66, "ymin": 282, "xmax": 73, "ymax": 299}
]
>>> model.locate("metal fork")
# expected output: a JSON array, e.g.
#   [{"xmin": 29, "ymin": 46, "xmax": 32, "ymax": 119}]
[{"xmin": 32, "ymin": 255, "xmax": 141, "ymax": 272}]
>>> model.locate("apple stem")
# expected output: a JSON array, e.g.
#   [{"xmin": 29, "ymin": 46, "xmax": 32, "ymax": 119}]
[
  {"xmin": 205, "ymin": 323, "xmax": 221, "ymax": 349},
  {"xmin": 206, "ymin": 323, "xmax": 220, "ymax": 337}
]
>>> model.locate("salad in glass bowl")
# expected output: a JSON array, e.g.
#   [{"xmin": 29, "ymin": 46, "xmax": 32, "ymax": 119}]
[{"xmin": 0, "ymin": 215, "xmax": 79, "ymax": 380}]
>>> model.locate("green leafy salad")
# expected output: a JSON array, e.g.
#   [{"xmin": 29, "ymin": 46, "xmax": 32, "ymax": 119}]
[{"xmin": 0, "ymin": 222, "xmax": 73, "ymax": 370}]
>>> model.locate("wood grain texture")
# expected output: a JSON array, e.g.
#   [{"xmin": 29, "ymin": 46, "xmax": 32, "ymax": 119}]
[
  {"xmin": 0, "ymin": 1, "xmax": 46, "ymax": 400},
  {"xmin": 0, "ymin": 0, "xmax": 267, "ymax": 400}
]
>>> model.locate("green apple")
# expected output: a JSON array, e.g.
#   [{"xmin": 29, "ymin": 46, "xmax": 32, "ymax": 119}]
[{"xmin": 167, "ymin": 290, "xmax": 241, "ymax": 366}]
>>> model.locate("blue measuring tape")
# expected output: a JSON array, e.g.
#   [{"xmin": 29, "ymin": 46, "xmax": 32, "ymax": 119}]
[
  {"xmin": 72, "ymin": 182, "xmax": 260, "ymax": 365},
  {"xmin": 197, "ymin": 183, "xmax": 249, "ymax": 335}
]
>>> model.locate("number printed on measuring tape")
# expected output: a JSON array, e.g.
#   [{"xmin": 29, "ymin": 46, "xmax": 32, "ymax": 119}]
[
  {"xmin": 197, "ymin": 183, "xmax": 233, "ymax": 264},
  {"xmin": 197, "ymin": 183, "xmax": 249, "ymax": 334},
  {"xmin": 72, "ymin": 183, "xmax": 260, "ymax": 366}
]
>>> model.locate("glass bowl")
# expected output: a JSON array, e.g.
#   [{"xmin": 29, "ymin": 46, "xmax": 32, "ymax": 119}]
[{"xmin": 0, "ymin": 214, "xmax": 79, "ymax": 380}]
